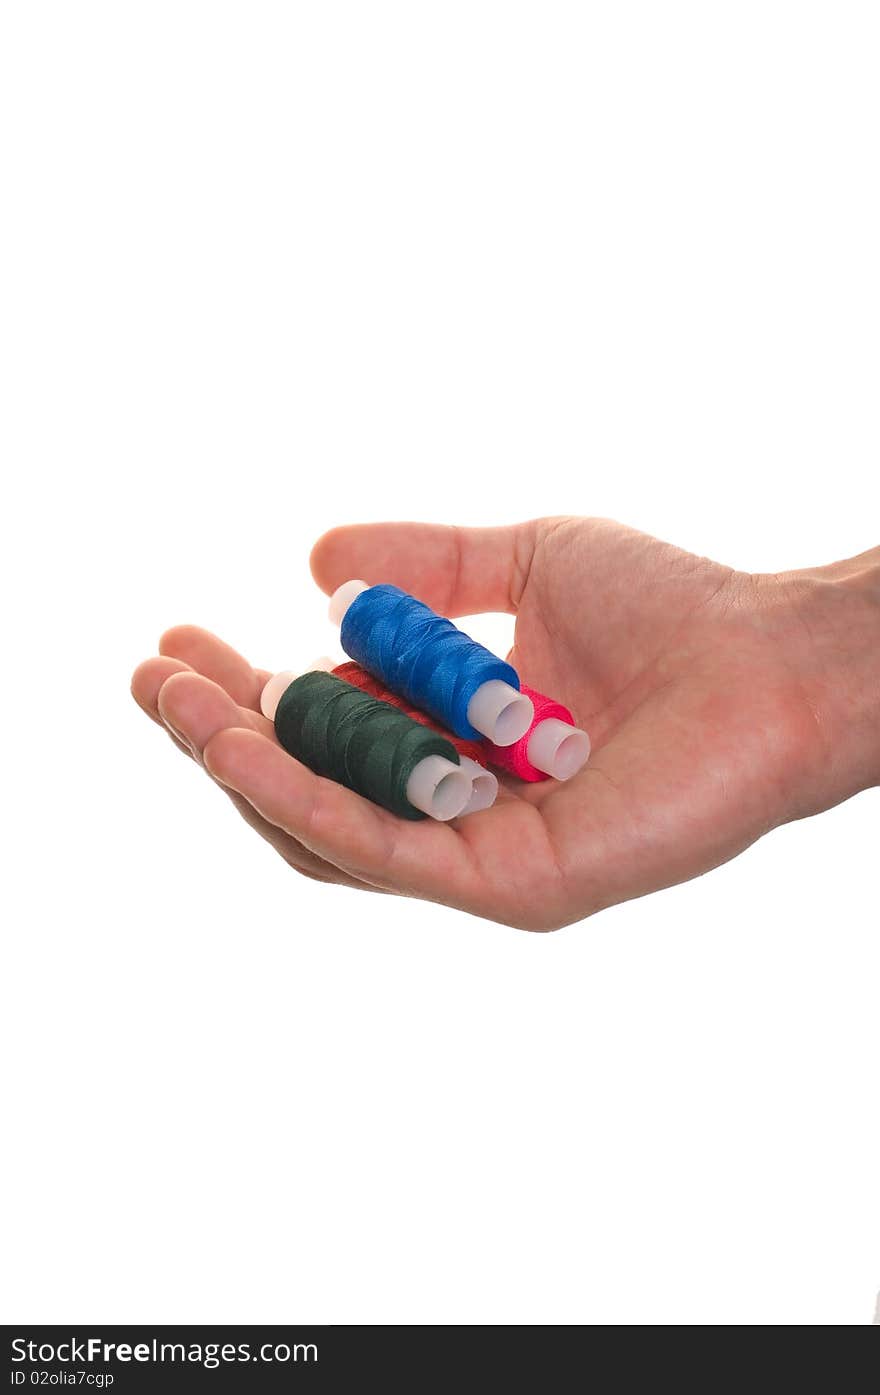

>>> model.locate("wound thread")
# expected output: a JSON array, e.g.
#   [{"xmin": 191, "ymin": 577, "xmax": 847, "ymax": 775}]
[
  {"xmin": 484, "ymin": 684, "xmax": 576, "ymax": 782},
  {"xmin": 333, "ymin": 661, "xmax": 488, "ymax": 766},
  {"xmin": 340, "ymin": 584, "xmax": 520, "ymax": 741},
  {"xmin": 274, "ymin": 670, "xmax": 460, "ymax": 820}
]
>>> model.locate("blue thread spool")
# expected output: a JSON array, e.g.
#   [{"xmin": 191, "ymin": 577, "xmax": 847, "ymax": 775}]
[{"xmin": 329, "ymin": 581, "xmax": 534, "ymax": 745}]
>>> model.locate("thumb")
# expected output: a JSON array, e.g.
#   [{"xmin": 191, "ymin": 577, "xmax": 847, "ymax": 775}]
[{"xmin": 310, "ymin": 520, "xmax": 538, "ymax": 617}]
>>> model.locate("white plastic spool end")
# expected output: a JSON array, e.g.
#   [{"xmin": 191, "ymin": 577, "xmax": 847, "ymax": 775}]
[
  {"xmin": 406, "ymin": 755, "xmax": 472, "ymax": 822},
  {"xmin": 328, "ymin": 579, "xmax": 370, "ymax": 626},
  {"xmin": 467, "ymin": 680, "xmax": 534, "ymax": 746},
  {"xmin": 260, "ymin": 670, "xmax": 299, "ymax": 722},
  {"xmin": 303, "ymin": 655, "xmax": 337, "ymax": 673},
  {"xmin": 527, "ymin": 718, "xmax": 591, "ymax": 781},
  {"xmin": 457, "ymin": 757, "xmax": 499, "ymax": 815}
]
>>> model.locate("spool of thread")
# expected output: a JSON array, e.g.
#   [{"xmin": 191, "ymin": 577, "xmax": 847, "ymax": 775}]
[
  {"xmin": 332, "ymin": 661, "xmax": 499, "ymax": 815},
  {"xmin": 329, "ymin": 580, "xmax": 534, "ymax": 746},
  {"xmin": 261, "ymin": 669, "xmax": 471, "ymax": 822},
  {"xmin": 484, "ymin": 683, "xmax": 591, "ymax": 783}
]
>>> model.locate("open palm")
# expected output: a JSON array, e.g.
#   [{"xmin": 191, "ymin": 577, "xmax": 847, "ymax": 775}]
[{"xmin": 131, "ymin": 518, "xmax": 878, "ymax": 929}]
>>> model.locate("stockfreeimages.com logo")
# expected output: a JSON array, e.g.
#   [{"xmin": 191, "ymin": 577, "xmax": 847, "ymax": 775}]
[{"xmin": 11, "ymin": 1336, "xmax": 318, "ymax": 1373}]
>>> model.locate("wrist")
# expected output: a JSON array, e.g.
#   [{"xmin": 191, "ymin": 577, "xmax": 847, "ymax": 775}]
[{"xmin": 770, "ymin": 553, "xmax": 880, "ymax": 809}]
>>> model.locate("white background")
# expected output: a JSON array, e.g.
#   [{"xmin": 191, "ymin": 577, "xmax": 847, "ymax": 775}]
[{"xmin": 1, "ymin": 2, "xmax": 878, "ymax": 1325}]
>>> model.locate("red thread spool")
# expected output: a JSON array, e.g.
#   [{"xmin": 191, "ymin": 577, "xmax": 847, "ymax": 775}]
[
  {"xmin": 333, "ymin": 662, "xmax": 488, "ymax": 765},
  {"xmin": 484, "ymin": 684, "xmax": 589, "ymax": 782}
]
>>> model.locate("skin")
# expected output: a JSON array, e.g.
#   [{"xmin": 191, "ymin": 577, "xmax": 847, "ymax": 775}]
[{"xmin": 131, "ymin": 518, "xmax": 880, "ymax": 930}]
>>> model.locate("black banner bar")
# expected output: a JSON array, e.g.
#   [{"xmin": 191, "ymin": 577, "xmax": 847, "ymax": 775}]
[{"xmin": 2, "ymin": 1326, "xmax": 566, "ymax": 1391}]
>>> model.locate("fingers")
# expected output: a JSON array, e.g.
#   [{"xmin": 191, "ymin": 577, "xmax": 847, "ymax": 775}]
[
  {"xmin": 310, "ymin": 520, "xmax": 540, "ymax": 616},
  {"xmin": 132, "ymin": 656, "xmax": 268, "ymax": 761},
  {"xmin": 202, "ymin": 726, "xmax": 478, "ymax": 900},
  {"xmin": 159, "ymin": 625, "xmax": 269, "ymax": 710},
  {"xmin": 146, "ymin": 669, "xmax": 372, "ymax": 891},
  {"xmin": 132, "ymin": 656, "xmax": 193, "ymax": 725},
  {"xmin": 156, "ymin": 670, "xmax": 272, "ymax": 757},
  {"xmin": 131, "ymin": 656, "xmax": 197, "ymax": 754}
]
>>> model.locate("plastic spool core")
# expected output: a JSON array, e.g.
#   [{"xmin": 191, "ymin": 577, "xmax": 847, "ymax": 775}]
[
  {"xmin": 467, "ymin": 680, "xmax": 534, "ymax": 746},
  {"xmin": 260, "ymin": 670, "xmax": 298, "ymax": 722},
  {"xmin": 261, "ymin": 660, "xmax": 338, "ymax": 722},
  {"xmin": 527, "ymin": 718, "xmax": 591, "ymax": 781},
  {"xmin": 406, "ymin": 756, "xmax": 471, "ymax": 821},
  {"xmin": 329, "ymin": 579, "xmax": 369, "ymax": 626},
  {"xmin": 458, "ymin": 757, "xmax": 499, "ymax": 815}
]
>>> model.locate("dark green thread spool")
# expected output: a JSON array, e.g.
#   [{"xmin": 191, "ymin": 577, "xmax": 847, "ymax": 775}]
[{"xmin": 274, "ymin": 671, "xmax": 469, "ymax": 820}]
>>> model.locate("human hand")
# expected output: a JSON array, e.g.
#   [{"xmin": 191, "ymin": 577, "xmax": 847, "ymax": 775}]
[{"xmin": 131, "ymin": 519, "xmax": 880, "ymax": 929}]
